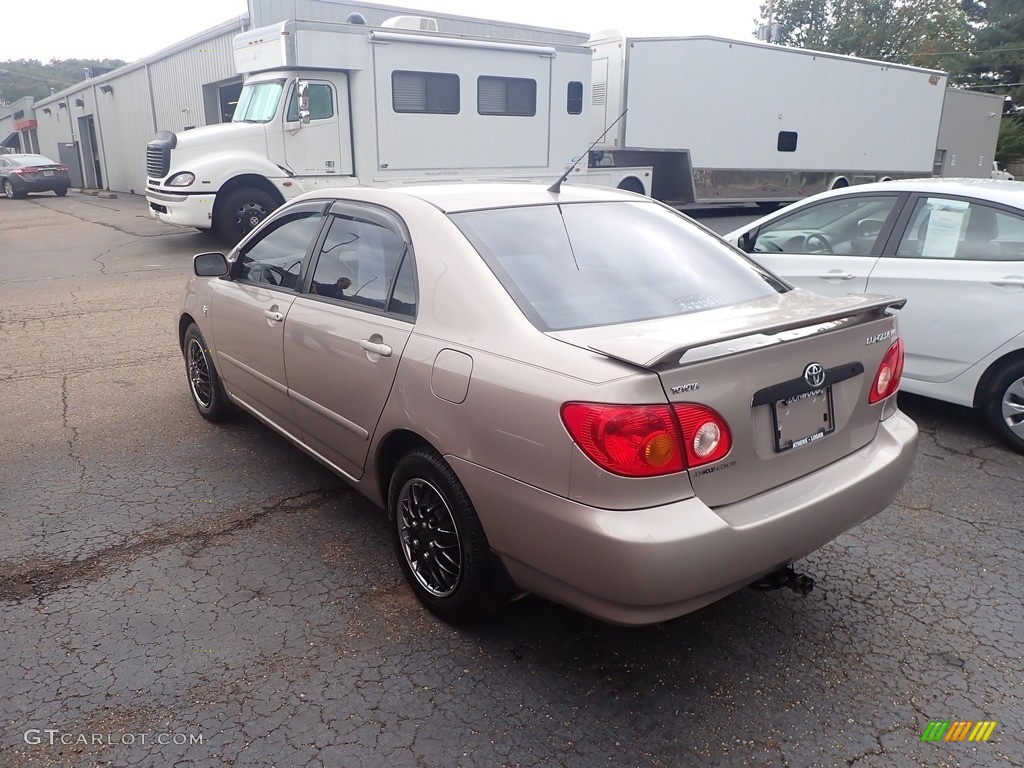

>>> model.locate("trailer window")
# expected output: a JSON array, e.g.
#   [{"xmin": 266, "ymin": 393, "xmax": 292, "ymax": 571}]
[
  {"xmin": 478, "ymin": 76, "xmax": 536, "ymax": 117},
  {"xmin": 566, "ymin": 81, "xmax": 583, "ymax": 115},
  {"xmin": 392, "ymin": 71, "xmax": 459, "ymax": 114},
  {"xmin": 777, "ymin": 131, "xmax": 798, "ymax": 152}
]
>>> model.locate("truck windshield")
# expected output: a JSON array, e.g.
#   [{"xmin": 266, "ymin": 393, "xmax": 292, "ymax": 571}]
[{"xmin": 232, "ymin": 81, "xmax": 285, "ymax": 123}]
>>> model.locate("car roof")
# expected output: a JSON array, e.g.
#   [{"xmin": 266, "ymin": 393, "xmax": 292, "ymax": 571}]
[
  {"xmin": 291, "ymin": 182, "xmax": 646, "ymax": 213},
  {"xmin": 799, "ymin": 177, "xmax": 1024, "ymax": 208}
]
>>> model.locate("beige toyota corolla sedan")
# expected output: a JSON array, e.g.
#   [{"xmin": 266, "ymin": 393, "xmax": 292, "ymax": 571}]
[{"xmin": 177, "ymin": 184, "xmax": 918, "ymax": 625}]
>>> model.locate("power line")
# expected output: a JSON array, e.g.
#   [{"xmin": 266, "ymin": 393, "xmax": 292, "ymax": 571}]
[{"xmin": 908, "ymin": 45, "xmax": 1024, "ymax": 57}]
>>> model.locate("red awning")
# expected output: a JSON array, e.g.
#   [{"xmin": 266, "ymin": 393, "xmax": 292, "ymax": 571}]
[{"xmin": 14, "ymin": 119, "xmax": 38, "ymax": 130}]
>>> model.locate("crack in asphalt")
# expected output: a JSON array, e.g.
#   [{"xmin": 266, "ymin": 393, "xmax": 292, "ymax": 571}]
[
  {"xmin": 0, "ymin": 489, "xmax": 345, "ymax": 602},
  {"xmin": 60, "ymin": 372, "xmax": 87, "ymax": 482}
]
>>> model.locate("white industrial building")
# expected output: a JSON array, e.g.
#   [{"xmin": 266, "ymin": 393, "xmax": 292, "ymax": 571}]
[{"xmin": 0, "ymin": 0, "xmax": 585, "ymax": 195}]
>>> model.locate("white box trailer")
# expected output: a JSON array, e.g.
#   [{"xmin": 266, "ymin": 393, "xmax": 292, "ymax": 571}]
[
  {"xmin": 146, "ymin": 16, "xmax": 628, "ymax": 240},
  {"xmin": 588, "ymin": 35, "xmax": 949, "ymax": 205},
  {"xmin": 935, "ymin": 88, "xmax": 1005, "ymax": 179}
]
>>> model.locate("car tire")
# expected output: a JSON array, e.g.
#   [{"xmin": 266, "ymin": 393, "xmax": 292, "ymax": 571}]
[
  {"xmin": 215, "ymin": 187, "xmax": 277, "ymax": 243},
  {"xmin": 3, "ymin": 180, "xmax": 22, "ymax": 199},
  {"xmin": 388, "ymin": 448, "xmax": 501, "ymax": 623},
  {"xmin": 55, "ymin": 187, "xmax": 68, "ymax": 197},
  {"xmin": 183, "ymin": 322, "xmax": 232, "ymax": 421},
  {"xmin": 983, "ymin": 359, "xmax": 1024, "ymax": 454}
]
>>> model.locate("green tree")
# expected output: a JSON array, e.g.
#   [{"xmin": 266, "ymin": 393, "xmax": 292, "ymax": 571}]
[
  {"xmin": 760, "ymin": 0, "xmax": 972, "ymax": 68},
  {"xmin": 0, "ymin": 58, "xmax": 126, "ymax": 103}
]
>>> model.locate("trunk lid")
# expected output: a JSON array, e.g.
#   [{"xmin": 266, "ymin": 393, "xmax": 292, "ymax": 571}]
[{"xmin": 551, "ymin": 291, "xmax": 906, "ymax": 507}]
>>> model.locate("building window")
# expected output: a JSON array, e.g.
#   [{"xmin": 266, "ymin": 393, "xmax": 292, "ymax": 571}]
[
  {"xmin": 566, "ymin": 81, "xmax": 583, "ymax": 115},
  {"xmin": 392, "ymin": 71, "xmax": 460, "ymax": 114},
  {"xmin": 478, "ymin": 76, "xmax": 536, "ymax": 116}
]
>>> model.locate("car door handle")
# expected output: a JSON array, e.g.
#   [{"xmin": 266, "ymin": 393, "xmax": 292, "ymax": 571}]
[
  {"xmin": 990, "ymin": 277, "xmax": 1024, "ymax": 288},
  {"xmin": 818, "ymin": 271, "xmax": 856, "ymax": 281},
  {"xmin": 359, "ymin": 339, "xmax": 393, "ymax": 357},
  {"xmin": 262, "ymin": 309, "xmax": 285, "ymax": 322}
]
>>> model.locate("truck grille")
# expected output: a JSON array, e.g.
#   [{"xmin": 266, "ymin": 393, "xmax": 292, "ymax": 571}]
[
  {"xmin": 146, "ymin": 131, "xmax": 177, "ymax": 180},
  {"xmin": 147, "ymin": 145, "xmax": 169, "ymax": 179}
]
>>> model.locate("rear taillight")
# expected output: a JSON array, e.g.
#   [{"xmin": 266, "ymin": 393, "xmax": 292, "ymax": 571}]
[
  {"xmin": 561, "ymin": 402, "xmax": 731, "ymax": 477},
  {"xmin": 869, "ymin": 339, "xmax": 904, "ymax": 404},
  {"xmin": 673, "ymin": 404, "xmax": 733, "ymax": 466},
  {"xmin": 56, "ymin": 164, "xmax": 68, "ymax": 172}
]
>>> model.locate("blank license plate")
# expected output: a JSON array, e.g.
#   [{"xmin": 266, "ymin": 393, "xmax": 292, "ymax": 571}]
[
  {"xmin": 43, "ymin": 170, "xmax": 54, "ymax": 177},
  {"xmin": 772, "ymin": 387, "xmax": 835, "ymax": 452}
]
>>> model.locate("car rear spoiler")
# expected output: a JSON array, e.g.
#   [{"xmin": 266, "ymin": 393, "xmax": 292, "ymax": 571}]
[{"xmin": 583, "ymin": 294, "xmax": 906, "ymax": 370}]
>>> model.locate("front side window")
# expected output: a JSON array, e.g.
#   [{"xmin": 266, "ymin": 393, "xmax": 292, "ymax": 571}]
[
  {"xmin": 392, "ymin": 71, "xmax": 459, "ymax": 114},
  {"xmin": 452, "ymin": 201, "xmax": 781, "ymax": 331},
  {"xmin": 232, "ymin": 80, "xmax": 285, "ymax": 123},
  {"xmin": 478, "ymin": 76, "xmax": 536, "ymax": 116},
  {"xmin": 751, "ymin": 195, "xmax": 899, "ymax": 256},
  {"xmin": 286, "ymin": 83, "xmax": 334, "ymax": 121},
  {"xmin": 308, "ymin": 213, "xmax": 409, "ymax": 314},
  {"xmin": 896, "ymin": 197, "xmax": 1024, "ymax": 261},
  {"xmin": 237, "ymin": 210, "xmax": 325, "ymax": 290}
]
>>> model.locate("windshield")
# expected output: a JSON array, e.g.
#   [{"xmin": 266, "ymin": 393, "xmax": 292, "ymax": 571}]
[
  {"xmin": 452, "ymin": 201, "xmax": 784, "ymax": 331},
  {"xmin": 232, "ymin": 80, "xmax": 285, "ymax": 123}
]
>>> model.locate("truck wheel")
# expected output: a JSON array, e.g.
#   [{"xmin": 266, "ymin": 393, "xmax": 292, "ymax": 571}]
[
  {"xmin": 215, "ymin": 188, "xmax": 277, "ymax": 243},
  {"xmin": 982, "ymin": 359, "xmax": 1024, "ymax": 454}
]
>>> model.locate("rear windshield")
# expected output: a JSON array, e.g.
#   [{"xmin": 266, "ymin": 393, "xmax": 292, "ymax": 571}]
[{"xmin": 451, "ymin": 201, "xmax": 783, "ymax": 331}]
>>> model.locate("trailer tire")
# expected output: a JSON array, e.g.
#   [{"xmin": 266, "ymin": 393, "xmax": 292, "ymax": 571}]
[
  {"xmin": 829, "ymin": 177, "xmax": 850, "ymax": 190},
  {"xmin": 215, "ymin": 187, "xmax": 277, "ymax": 243}
]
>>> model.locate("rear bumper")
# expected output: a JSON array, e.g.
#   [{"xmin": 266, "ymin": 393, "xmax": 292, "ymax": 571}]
[
  {"xmin": 146, "ymin": 186, "xmax": 215, "ymax": 229},
  {"xmin": 450, "ymin": 411, "xmax": 918, "ymax": 625},
  {"xmin": 9, "ymin": 175, "xmax": 70, "ymax": 193}
]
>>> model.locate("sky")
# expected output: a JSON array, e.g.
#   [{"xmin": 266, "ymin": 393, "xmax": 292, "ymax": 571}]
[{"xmin": 4, "ymin": 0, "xmax": 767, "ymax": 63}]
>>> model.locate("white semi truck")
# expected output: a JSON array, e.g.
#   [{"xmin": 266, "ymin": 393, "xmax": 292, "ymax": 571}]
[
  {"xmin": 586, "ymin": 34, "xmax": 949, "ymax": 205},
  {"xmin": 145, "ymin": 16, "xmax": 642, "ymax": 240}
]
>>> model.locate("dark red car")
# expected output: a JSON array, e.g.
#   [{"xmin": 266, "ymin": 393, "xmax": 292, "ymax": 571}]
[{"xmin": 0, "ymin": 154, "xmax": 71, "ymax": 198}]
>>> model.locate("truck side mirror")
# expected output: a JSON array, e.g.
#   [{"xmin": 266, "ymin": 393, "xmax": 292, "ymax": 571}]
[{"xmin": 297, "ymin": 80, "xmax": 311, "ymax": 124}]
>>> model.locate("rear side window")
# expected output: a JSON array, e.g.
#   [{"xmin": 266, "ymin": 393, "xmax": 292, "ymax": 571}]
[{"xmin": 451, "ymin": 202, "xmax": 781, "ymax": 331}]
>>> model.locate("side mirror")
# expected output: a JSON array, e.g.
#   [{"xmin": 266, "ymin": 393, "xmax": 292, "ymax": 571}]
[
  {"xmin": 736, "ymin": 232, "xmax": 753, "ymax": 253},
  {"xmin": 297, "ymin": 80, "xmax": 311, "ymax": 124},
  {"xmin": 194, "ymin": 252, "xmax": 229, "ymax": 277}
]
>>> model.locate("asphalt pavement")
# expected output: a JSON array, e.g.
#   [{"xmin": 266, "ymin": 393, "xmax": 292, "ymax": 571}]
[{"xmin": 0, "ymin": 192, "xmax": 1021, "ymax": 768}]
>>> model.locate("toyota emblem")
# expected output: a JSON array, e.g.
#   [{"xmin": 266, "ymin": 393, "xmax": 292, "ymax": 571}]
[{"xmin": 804, "ymin": 363, "xmax": 826, "ymax": 388}]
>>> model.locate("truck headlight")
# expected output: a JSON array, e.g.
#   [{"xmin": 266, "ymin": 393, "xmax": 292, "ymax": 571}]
[{"xmin": 166, "ymin": 172, "xmax": 196, "ymax": 187}]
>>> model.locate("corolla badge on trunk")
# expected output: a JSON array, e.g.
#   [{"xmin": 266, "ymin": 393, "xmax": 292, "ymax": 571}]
[{"xmin": 804, "ymin": 363, "xmax": 826, "ymax": 388}]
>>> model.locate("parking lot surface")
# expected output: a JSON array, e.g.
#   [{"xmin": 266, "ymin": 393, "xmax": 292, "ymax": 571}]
[{"xmin": 1, "ymin": 192, "xmax": 1021, "ymax": 767}]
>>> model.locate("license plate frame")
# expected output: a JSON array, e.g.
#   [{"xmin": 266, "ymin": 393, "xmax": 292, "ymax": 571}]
[
  {"xmin": 42, "ymin": 170, "xmax": 54, "ymax": 177},
  {"xmin": 771, "ymin": 386, "xmax": 835, "ymax": 452}
]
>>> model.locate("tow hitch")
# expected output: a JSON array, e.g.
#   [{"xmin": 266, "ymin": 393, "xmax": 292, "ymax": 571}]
[{"xmin": 749, "ymin": 565, "xmax": 814, "ymax": 596}]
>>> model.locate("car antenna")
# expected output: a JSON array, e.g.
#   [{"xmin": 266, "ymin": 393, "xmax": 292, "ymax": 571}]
[{"xmin": 548, "ymin": 108, "xmax": 628, "ymax": 194}]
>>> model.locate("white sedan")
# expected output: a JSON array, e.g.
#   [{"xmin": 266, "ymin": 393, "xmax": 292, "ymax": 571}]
[{"xmin": 725, "ymin": 177, "xmax": 1024, "ymax": 453}]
